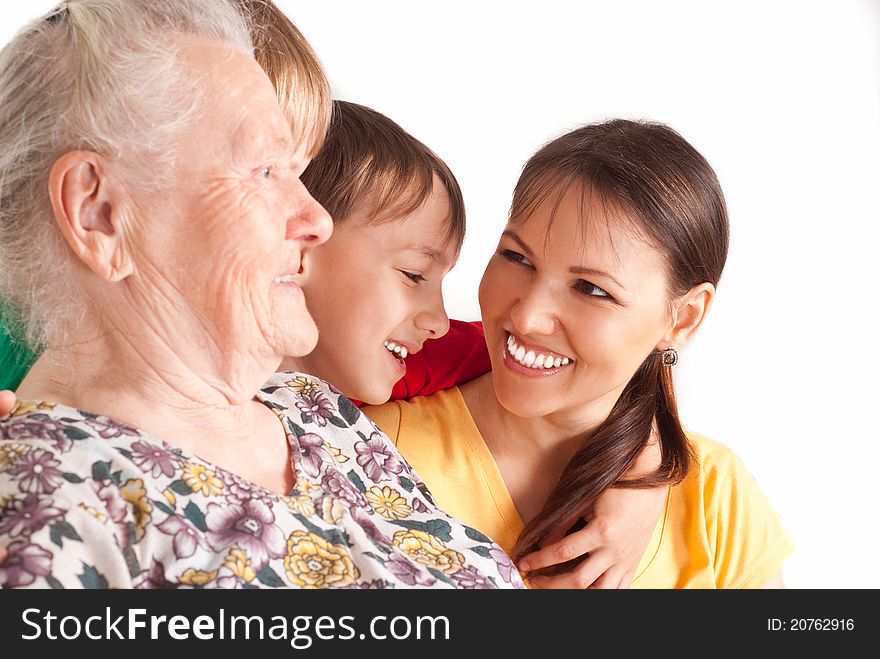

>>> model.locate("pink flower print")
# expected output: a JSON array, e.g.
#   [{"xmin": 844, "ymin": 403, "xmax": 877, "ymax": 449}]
[
  {"xmin": 452, "ymin": 564, "xmax": 498, "ymax": 589},
  {"xmin": 7, "ymin": 448, "xmax": 64, "ymax": 494},
  {"xmin": 157, "ymin": 515, "xmax": 207, "ymax": 559},
  {"xmin": 130, "ymin": 441, "xmax": 177, "ymax": 478},
  {"xmin": 355, "ymin": 432, "xmax": 403, "ymax": 482},
  {"xmin": 205, "ymin": 500, "xmax": 285, "ymax": 569},
  {"xmin": 295, "ymin": 392, "xmax": 336, "ymax": 427},
  {"xmin": 0, "ymin": 540, "xmax": 52, "ymax": 587},
  {"xmin": 0, "ymin": 495, "xmax": 63, "ymax": 537},
  {"xmin": 83, "ymin": 415, "xmax": 140, "ymax": 440},
  {"xmin": 296, "ymin": 433, "xmax": 331, "ymax": 478}
]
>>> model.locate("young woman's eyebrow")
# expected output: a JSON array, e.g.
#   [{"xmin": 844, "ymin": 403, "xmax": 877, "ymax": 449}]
[
  {"xmin": 570, "ymin": 265, "xmax": 625, "ymax": 291},
  {"xmin": 501, "ymin": 230, "xmax": 534, "ymax": 256}
]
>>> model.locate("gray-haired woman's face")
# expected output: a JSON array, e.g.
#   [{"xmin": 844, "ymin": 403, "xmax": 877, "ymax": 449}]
[{"xmin": 124, "ymin": 39, "xmax": 331, "ymax": 371}]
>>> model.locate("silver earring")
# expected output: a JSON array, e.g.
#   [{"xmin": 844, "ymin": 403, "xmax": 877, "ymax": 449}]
[{"xmin": 660, "ymin": 347, "xmax": 678, "ymax": 366}]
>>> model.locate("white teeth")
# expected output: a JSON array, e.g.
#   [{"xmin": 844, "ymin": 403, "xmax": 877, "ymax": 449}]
[
  {"xmin": 505, "ymin": 332, "xmax": 574, "ymax": 371},
  {"xmin": 384, "ymin": 341, "xmax": 408, "ymax": 360},
  {"xmin": 273, "ymin": 275, "xmax": 296, "ymax": 283}
]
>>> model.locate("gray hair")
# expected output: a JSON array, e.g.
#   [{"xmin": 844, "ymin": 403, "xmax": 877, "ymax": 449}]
[{"xmin": 0, "ymin": 0, "xmax": 253, "ymax": 348}]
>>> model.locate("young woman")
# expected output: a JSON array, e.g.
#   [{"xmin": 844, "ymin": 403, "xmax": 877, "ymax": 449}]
[{"xmin": 367, "ymin": 119, "xmax": 794, "ymax": 588}]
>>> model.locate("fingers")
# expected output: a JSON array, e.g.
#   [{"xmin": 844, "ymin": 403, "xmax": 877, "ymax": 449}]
[
  {"xmin": 589, "ymin": 566, "xmax": 634, "ymax": 590},
  {"xmin": 519, "ymin": 522, "xmax": 602, "ymax": 573},
  {"xmin": 618, "ymin": 568, "xmax": 636, "ymax": 589},
  {"xmin": 536, "ymin": 511, "xmax": 582, "ymax": 549},
  {"xmin": 529, "ymin": 554, "xmax": 636, "ymax": 590},
  {"xmin": 0, "ymin": 390, "xmax": 16, "ymax": 416},
  {"xmin": 529, "ymin": 550, "xmax": 610, "ymax": 589}
]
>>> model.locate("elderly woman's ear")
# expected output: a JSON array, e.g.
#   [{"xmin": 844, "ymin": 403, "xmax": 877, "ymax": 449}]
[{"xmin": 48, "ymin": 151, "xmax": 134, "ymax": 283}]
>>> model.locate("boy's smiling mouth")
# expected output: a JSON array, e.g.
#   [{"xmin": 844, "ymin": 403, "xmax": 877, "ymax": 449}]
[{"xmin": 383, "ymin": 340, "xmax": 409, "ymax": 361}]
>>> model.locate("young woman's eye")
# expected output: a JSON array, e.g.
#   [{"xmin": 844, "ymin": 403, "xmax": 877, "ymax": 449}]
[
  {"xmin": 575, "ymin": 279, "xmax": 611, "ymax": 299},
  {"xmin": 401, "ymin": 271, "xmax": 426, "ymax": 284},
  {"xmin": 500, "ymin": 249, "xmax": 533, "ymax": 268}
]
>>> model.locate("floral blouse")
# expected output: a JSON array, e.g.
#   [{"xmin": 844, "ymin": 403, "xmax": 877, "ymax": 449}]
[{"xmin": 0, "ymin": 372, "xmax": 523, "ymax": 589}]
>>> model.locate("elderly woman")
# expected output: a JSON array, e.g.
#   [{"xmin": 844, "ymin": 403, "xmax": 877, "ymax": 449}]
[{"xmin": 0, "ymin": 0, "xmax": 521, "ymax": 589}]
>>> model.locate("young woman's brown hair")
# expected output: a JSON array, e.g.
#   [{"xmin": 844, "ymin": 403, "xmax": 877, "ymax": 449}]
[{"xmin": 511, "ymin": 119, "xmax": 730, "ymax": 567}]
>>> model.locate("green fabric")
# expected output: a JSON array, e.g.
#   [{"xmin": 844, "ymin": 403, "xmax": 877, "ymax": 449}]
[{"xmin": 0, "ymin": 309, "xmax": 37, "ymax": 390}]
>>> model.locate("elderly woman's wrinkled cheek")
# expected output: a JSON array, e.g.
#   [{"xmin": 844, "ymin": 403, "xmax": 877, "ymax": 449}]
[{"xmin": 174, "ymin": 180, "xmax": 285, "ymax": 339}]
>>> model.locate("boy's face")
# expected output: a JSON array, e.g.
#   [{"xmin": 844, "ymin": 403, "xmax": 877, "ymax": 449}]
[{"xmin": 290, "ymin": 176, "xmax": 457, "ymax": 404}]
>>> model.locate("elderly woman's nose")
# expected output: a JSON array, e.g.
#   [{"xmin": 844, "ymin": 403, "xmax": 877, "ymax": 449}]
[
  {"xmin": 509, "ymin": 282, "xmax": 559, "ymax": 336},
  {"xmin": 286, "ymin": 182, "xmax": 332, "ymax": 247}
]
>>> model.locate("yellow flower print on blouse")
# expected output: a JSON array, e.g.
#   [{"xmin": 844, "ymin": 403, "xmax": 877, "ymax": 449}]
[
  {"xmin": 0, "ymin": 442, "xmax": 28, "ymax": 468},
  {"xmin": 79, "ymin": 501, "xmax": 108, "ymax": 523},
  {"xmin": 327, "ymin": 445, "xmax": 350, "ymax": 464},
  {"xmin": 9, "ymin": 400, "xmax": 55, "ymax": 418},
  {"xmin": 224, "ymin": 548, "xmax": 257, "ymax": 583},
  {"xmin": 120, "ymin": 478, "xmax": 152, "ymax": 540},
  {"xmin": 180, "ymin": 568, "xmax": 218, "ymax": 586},
  {"xmin": 366, "ymin": 485, "xmax": 413, "ymax": 520},
  {"xmin": 284, "ymin": 530, "xmax": 359, "ymax": 588},
  {"xmin": 392, "ymin": 529, "xmax": 465, "ymax": 575},
  {"xmin": 286, "ymin": 494, "xmax": 316, "ymax": 517},
  {"xmin": 320, "ymin": 496, "xmax": 345, "ymax": 524},
  {"xmin": 286, "ymin": 376, "xmax": 320, "ymax": 396},
  {"xmin": 182, "ymin": 462, "xmax": 224, "ymax": 497}
]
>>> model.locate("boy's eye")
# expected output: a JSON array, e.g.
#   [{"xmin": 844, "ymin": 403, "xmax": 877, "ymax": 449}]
[
  {"xmin": 500, "ymin": 249, "xmax": 534, "ymax": 268},
  {"xmin": 401, "ymin": 271, "xmax": 426, "ymax": 284},
  {"xmin": 575, "ymin": 279, "xmax": 611, "ymax": 299}
]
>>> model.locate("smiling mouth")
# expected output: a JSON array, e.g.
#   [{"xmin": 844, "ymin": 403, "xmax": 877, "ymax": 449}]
[
  {"xmin": 505, "ymin": 332, "xmax": 574, "ymax": 370},
  {"xmin": 383, "ymin": 340, "xmax": 409, "ymax": 361}
]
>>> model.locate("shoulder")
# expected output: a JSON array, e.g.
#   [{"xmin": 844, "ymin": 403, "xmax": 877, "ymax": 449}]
[
  {"xmin": 363, "ymin": 388, "xmax": 464, "ymax": 445},
  {"xmin": 683, "ymin": 430, "xmax": 787, "ymax": 530},
  {"xmin": 684, "ymin": 430, "xmax": 741, "ymax": 480},
  {"xmin": 682, "ymin": 431, "xmax": 793, "ymax": 588}
]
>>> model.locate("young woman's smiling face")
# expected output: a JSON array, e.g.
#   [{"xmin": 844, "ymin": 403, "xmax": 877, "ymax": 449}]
[
  {"xmin": 290, "ymin": 176, "xmax": 457, "ymax": 404},
  {"xmin": 479, "ymin": 184, "xmax": 677, "ymax": 424}
]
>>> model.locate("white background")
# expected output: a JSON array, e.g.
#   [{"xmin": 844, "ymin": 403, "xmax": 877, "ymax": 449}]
[{"xmin": 3, "ymin": 1, "xmax": 879, "ymax": 588}]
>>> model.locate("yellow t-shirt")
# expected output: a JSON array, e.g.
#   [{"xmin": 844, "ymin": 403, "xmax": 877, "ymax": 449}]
[{"xmin": 365, "ymin": 388, "xmax": 794, "ymax": 589}]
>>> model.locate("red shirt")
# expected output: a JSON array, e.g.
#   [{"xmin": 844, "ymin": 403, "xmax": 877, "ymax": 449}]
[{"xmin": 352, "ymin": 319, "xmax": 490, "ymax": 407}]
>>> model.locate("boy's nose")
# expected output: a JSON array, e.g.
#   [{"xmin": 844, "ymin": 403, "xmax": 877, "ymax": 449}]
[{"xmin": 415, "ymin": 299, "xmax": 450, "ymax": 339}]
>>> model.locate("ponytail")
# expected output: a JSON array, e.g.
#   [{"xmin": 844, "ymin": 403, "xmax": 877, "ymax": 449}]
[
  {"xmin": 508, "ymin": 120, "xmax": 728, "ymax": 573},
  {"xmin": 512, "ymin": 351, "xmax": 693, "ymax": 571}
]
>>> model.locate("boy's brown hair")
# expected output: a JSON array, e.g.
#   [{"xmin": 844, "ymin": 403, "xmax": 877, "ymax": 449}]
[{"xmin": 301, "ymin": 101, "xmax": 466, "ymax": 252}]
